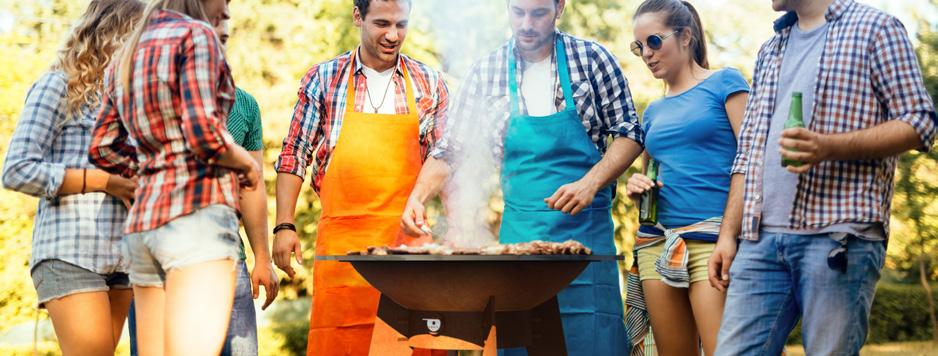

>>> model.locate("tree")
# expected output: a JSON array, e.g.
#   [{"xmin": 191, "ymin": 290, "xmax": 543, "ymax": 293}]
[{"xmin": 891, "ymin": 24, "xmax": 938, "ymax": 344}]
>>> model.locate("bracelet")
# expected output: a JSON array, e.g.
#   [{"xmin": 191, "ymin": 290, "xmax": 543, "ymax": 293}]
[
  {"xmin": 81, "ymin": 169, "xmax": 87, "ymax": 194},
  {"xmin": 273, "ymin": 223, "xmax": 296, "ymax": 235}
]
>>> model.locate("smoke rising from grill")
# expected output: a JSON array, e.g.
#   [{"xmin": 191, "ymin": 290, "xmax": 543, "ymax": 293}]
[{"xmin": 419, "ymin": 1, "xmax": 509, "ymax": 248}]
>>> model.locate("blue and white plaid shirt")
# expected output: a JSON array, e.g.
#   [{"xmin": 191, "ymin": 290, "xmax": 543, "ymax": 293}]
[
  {"xmin": 732, "ymin": 0, "xmax": 937, "ymax": 241},
  {"xmin": 431, "ymin": 30, "xmax": 643, "ymax": 161},
  {"xmin": 2, "ymin": 71, "xmax": 128, "ymax": 274}
]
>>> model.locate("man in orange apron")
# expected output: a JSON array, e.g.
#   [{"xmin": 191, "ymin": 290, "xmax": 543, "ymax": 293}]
[{"xmin": 271, "ymin": 0, "xmax": 449, "ymax": 354}]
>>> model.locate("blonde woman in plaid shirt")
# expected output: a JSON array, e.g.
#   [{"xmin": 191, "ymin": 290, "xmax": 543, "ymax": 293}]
[
  {"xmin": 708, "ymin": 0, "xmax": 937, "ymax": 355},
  {"xmin": 1, "ymin": 1, "xmax": 144, "ymax": 354}
]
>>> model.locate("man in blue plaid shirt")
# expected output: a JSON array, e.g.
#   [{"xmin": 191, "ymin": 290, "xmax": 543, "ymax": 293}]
[
  {"xmin": 708, "ymin": 0, "xmax": 937, "ymax": 355},
  {"xmin": 401, "ymin": 1, "xmax": 642, "ymax": 354}
]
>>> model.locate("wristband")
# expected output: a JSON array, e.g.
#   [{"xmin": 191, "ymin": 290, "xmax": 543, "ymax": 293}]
[{"xmin": 273, "ymin": 223, "xmax": 296, "ymax": 235}]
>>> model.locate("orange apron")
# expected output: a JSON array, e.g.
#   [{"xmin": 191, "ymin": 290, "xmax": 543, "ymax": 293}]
[{"xmin": 309, "ymin": 54, "xmax": 434, "ymax": 355}]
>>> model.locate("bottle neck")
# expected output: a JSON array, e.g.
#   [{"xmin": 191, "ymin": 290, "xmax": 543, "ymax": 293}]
[{"xmin": 787, "ymin": 94, "xmax": 804, "ymax": 125}]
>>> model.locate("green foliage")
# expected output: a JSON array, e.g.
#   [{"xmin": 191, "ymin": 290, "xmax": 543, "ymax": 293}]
[
  {"xmin": 921, "ymin": 29, "xmax": 938, "ymax": 106},
  {"xmin": 0, "ymin": 0, "xmax": 84, "ymax": 335},
  {"xmin": 264, "ymin": 298, "xmax": 311, "ymax": 356},
  {"xmin": 887, "ymin": 26, "xmax": 938, "ymax": 284}
]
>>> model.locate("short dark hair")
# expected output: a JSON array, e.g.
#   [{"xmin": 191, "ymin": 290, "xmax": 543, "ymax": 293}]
[{"xmin": 354, "ymin": 0, "xmax": 411, "ymax": 18}]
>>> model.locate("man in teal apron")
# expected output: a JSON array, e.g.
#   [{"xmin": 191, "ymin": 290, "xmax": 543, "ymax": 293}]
[{"xmin": 401, "ymin": 1, "xmax": 643, "ymax": 354}]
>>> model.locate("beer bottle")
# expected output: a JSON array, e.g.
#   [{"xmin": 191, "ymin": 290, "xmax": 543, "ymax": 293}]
[
  {"xmin": 782, "ymin": 92, "xmax": 805, "ymax": 168},
  {"xmin": 639, "ymin": 159, "xmax": 659, "ymax": 226}
]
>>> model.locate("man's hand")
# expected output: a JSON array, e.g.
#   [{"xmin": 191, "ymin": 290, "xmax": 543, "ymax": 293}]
[
  {"xmin": 544, "ymin": 178, "xmax": 599, "ymax": 216},
  {"xmin": 237, "ymin": 157, "xmax": 261, "ymax": 191},
  {"xmin": 272, "ymin": 229, "xmax": 303, "ymax": 278},
  {"xmin": 707, "ymin": 237, "xmax": 737, "ymax": 292},
  {"xmin": 401, "ymin": 194, "xmax": 431, "ymax": 237},
  {"xmin": 251, "ymin": 259, "xmax": 279, "ymax": 310},
  {"xmin": 779, "ymin": 128, "xmax": 834, "ymax": 174}
]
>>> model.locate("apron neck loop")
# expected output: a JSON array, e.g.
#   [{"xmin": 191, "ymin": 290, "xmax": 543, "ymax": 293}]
[
  {"xmin": 508, "ymin": 34, "xmax": 575, "ymax": 117},
  {"xmin": 345, "ymin": 50, "xmax": 417, "ymax": 114}
]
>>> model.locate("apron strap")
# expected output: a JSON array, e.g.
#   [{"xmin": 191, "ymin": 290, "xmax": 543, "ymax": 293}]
[
  {"xmin": 554, "ymin": 37, "xmax": 576, "ymax": 112},
  {"xmin": 507, "ymin": 35, "xmax": 576, "ymax": 116},
  {"xmin": 401, "ymin": 63, "xmax": 417, "ymax": 115},
  {"xmin": 345, "ymin": 50, "xmax": 417, "ymax": 114}
]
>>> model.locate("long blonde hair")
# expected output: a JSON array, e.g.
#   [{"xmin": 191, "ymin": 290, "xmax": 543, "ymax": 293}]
[
  {"xmin": 115, "ymin": 0, "xmax": 213, "ymax": 91},
  {"xmin": 51, "ymin": 0, "xmax": 145, "ymax": 116}
]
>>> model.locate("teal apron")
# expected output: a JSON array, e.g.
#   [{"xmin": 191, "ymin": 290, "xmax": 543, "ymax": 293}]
[{"xmin": 498, "ymin": 37, "xmax": 628, "ymax": 356}]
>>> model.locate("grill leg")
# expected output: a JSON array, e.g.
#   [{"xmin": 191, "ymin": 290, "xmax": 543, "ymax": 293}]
[
  {"xmin": 525, "ymin": 297, "xmax": 567, "ymax": 356},
  {"xmin": 369, "ymin": 296, "xmax": 415, "ymax": 356}
]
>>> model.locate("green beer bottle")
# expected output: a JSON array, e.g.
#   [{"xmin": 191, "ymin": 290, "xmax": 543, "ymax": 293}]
[
  {"xmin": 782, "ymin": 92, "xmax": 805, "ymax": 168},
  {"xmin": 639, "ymin": 159, "xmax": 659, "ymax": 226}
]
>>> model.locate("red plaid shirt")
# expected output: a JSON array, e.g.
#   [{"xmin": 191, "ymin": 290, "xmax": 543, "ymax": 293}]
[
  {"xmin": 275, "ymin": 50, "xmax": 449, "ymax": 193},
  {"xmin": 732, "ymin": 0, "xmax": 937, "ymax": 241},
  {"xmin": 89, "ymin": 10, "xmax": 239, "ymax": 234}
]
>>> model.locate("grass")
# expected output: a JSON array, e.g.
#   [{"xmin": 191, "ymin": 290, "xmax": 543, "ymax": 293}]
[{"xmin": 785, "ymin": 341, "xmax": 938, "ymax": 356}]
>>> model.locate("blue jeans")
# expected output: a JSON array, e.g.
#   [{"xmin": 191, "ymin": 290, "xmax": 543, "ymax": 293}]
[
  {"xmin": 128, "ymin": 260, "xmax": 258, "ymax": 356},
  {"xmin": 129, "ymin": 300, "xmax": 137, "ymax": 356},
  {"xmin": 222, "ymin": 259, "xmax": 259, "ymax": 356},
  {"xmin": 715, "ymin": 232, "xmax": 885, "ymax": 356}
]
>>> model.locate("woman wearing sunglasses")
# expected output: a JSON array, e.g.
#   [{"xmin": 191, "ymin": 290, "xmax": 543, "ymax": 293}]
[{"xmin": 624, "ymin": 1, "xmax": 749, "ymax": 355}]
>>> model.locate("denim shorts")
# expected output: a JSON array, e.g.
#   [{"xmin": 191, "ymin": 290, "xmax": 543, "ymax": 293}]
[
  {"xmin": 123, "ymin": 204, "xmax": 241, "ymax": 287},
  {"xmin": 31, "ymin": 259, "xmax": 131, "ymax": 308}
]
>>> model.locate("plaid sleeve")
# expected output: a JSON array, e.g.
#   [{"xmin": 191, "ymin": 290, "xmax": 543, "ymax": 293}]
[
  {"xmin": 732, "ymin": 44, "xmax": 770, "ymax": 175},
  {"xmin": 423, "ymin": 72, "xmax": 450, "ymax": 158},
  {"xmin": 177, "ymin": 24, "xmax": 231, "ymax": 164},
  {"xmin": 89, "ymin": 85, "xmax": 138, "ymax": 178},
  {"xmin": 590, "ymin": 42, "xmax": 643, "ymax": 146},
  {"xmin": 2, "ymin": 73, "xmax": 68, "ymax": 198},
  {"xmin": 275, "ymin": 66, "xmax": 322, "ymax": 178},
  {"xmin": 870, "ymin": 17, "xmax": 937, "ymax": 152}
]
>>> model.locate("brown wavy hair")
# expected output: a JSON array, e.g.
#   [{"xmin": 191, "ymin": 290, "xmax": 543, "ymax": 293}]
[
  {"xmin": 51, "ymin": 0, "xmax": 145, "ymax": 116},
  {"xmin": 116, "ymin": 0, "xmax": 214, "ymax": 91}
]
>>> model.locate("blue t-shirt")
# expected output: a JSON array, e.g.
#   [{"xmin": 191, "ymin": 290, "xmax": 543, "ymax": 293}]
[{"xmin": 642, "ymin": 68, "xmax": 750, "ymax": 237}]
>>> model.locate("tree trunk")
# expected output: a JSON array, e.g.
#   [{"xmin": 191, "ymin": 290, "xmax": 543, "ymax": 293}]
[{"xmin": 919, "ymin": 256, "xmax": 938, "ymax": 344}]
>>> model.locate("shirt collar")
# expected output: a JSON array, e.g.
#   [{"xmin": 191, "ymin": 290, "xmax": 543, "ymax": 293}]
[
  {"xmin": 353, "ymin": 47, "xmax": 406, "ymax": 76},
  {"xmin": 773, "ymin": 0, "xmax": 853, "ymax": 33}
]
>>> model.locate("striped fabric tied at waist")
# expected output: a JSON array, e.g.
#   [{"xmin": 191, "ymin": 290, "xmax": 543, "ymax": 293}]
[{"xmin": 625, "ymin": 217, "xmax": 722, "ymax": 356}]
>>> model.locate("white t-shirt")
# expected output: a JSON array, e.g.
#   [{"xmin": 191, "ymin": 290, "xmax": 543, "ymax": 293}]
[
  {"xmin": 520, "ymin": 58, "xmax": 557, "ymax": 117},
  {"xmin": 361, "ymin": 64, "xmax": 397, "ymax": 114}
]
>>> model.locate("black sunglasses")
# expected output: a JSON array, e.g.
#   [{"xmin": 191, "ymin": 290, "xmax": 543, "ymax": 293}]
[{"xmin": 631, "ymin": 30, "xmax": 680, "ymax": 57}]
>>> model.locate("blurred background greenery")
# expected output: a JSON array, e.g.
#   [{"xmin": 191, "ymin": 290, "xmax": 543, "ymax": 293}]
[{"xmin": 0, "ymin": 0, "xmax": 936, "ymax": 354}]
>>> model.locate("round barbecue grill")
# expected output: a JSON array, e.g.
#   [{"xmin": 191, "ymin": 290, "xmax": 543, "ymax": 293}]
[{"xmin": 318, "ymin": 254, "xmax": 622, "ymax": 355}]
